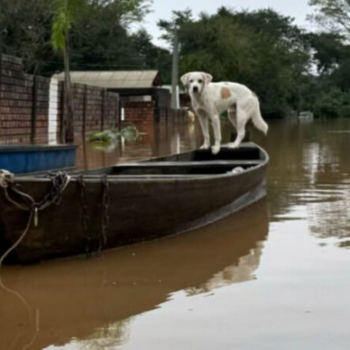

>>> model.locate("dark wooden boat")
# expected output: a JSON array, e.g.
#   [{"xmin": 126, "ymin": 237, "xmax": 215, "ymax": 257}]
[{"xmin": 0, "ymin": 142, "xmax": 269, "ymax": 264}]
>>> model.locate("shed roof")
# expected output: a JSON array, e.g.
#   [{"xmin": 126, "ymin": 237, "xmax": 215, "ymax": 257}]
[{"xmin": 52, "ymin": 70, "xmax": 160, "ymax": 89}]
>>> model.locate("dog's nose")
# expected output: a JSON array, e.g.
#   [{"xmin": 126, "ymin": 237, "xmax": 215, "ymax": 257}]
[{"xmin": 193, "ymin": 86, "xmax": 199, "ymax": 93}]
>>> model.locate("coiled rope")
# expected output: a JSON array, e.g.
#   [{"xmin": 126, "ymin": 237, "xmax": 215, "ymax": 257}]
[{"xmin": 0, "ymin": 170, "xmax": 71, "ymax": 266}]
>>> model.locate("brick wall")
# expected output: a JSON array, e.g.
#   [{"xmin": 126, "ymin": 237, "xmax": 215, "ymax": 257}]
[
  {"xmin": 0, "ymin": 54, "xmax": 120, "ymax": 144},
  {"xmin": 61, "ymin": 84, "xmax": 120, "ymax": 134},
  {"xmin": 35, "ymin": 76, "xmax": 50, "ymax": 143},
  {"xmin": 123, "ymin": 101, "xmax": 155, "ymax": 130},
  {"xmin": 104, "ymin": 92, "xmax": 120, "ymax": 129},
  {"xmin": 0, "ymin": 55, "xmax": 35, "ymax": 144}
]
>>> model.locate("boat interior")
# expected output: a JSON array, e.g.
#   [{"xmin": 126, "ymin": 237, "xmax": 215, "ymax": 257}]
[
  {"xmin": 15, "ymin": 144, "xmax": 265, "ymax": 178},
  {"xmin": 73, "ymin": 145, "xmax": 266, "ymax": 177}
]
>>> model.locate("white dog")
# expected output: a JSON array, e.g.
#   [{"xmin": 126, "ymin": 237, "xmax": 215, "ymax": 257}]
[{"xmin": 181, "ymin": 71, "xmax": 268, "ymax": 154}]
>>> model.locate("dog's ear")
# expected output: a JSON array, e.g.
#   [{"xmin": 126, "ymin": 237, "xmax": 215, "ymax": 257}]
[
  {"xmin": 202, "ymin": 73, "xmax": 213, "ymax": 85},
  {"xmin": 180, "ymin": 73, "xmax": 191, "ymax": 87}
]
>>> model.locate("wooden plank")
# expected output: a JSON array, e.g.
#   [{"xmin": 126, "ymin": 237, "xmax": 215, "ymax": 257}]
[
  {"xmin": 114, "ymin": 160, "xmax": 261, "ymax": 168},
  {"xmin": 72, "ymin": 174, "xmax": 214, "ymax": 179}
]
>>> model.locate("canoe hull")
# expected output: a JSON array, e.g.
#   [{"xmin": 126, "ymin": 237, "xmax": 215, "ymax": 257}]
[{"xmin": 0, "ymin": 145, "xmax": 268, "ymax": 264}]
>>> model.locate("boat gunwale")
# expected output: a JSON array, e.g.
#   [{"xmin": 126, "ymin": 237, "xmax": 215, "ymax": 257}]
[{"xmin": 13, "ymin": 144, "xmax": 269, "ymax": 184}]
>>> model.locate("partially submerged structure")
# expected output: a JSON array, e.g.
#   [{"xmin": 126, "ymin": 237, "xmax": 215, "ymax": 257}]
[{"xmin": 53, "ymin": 70, "xmax": 172, "ymax": 126}]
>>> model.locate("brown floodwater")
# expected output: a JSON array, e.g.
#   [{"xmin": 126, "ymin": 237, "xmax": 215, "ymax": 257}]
[{"xmin": 1, "ymin": 118, "xmax": 350, "ymax": 350}]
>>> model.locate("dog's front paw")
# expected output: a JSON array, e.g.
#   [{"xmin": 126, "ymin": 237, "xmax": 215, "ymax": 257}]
[
  {"xmin": 200, "ymin": 144, "xmax": 210, "ymax": 150},
  {"xmin": 228, "ymin": 142, "xmax": 240, "ymax": 149},
  {"xmin": 212, "ymin": 145, "xmax": 221, "ymax": 155}
]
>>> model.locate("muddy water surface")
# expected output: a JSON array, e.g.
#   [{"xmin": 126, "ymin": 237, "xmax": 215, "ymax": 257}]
[{"xmin": 1, "ymin": 119, "xmax": 350, "ymax": 350}]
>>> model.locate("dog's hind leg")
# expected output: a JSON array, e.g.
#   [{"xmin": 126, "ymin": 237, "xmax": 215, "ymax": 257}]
[
  {"xmin": 228, "ymin": 105, "xmax": 237, "ymax": 130},
  {"xmin": 228, "ymin": 106, "xmax": 249, "ymax": 149},
  {"xmin": 211, "ymin": 114, "xmax": 222, "ymax": 155}
]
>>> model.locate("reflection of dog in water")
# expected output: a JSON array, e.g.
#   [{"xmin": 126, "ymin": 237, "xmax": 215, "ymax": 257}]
[
  {"xmin": 187, "ymin": 110, "xmax": 195, "ymax": 123},
  {"xmin": 181, "ymin": 71, "xmax": 268, "ymax": 154}
]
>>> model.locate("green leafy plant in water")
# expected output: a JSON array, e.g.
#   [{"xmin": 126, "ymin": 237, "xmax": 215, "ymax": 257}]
[
  {"xmin": 89, "ymin": 130, "xmax": 117, "ymax": 143},
  {"xmin": 119, "ymin": 126, "xmax": 140, "ymax": 140},
  {"xmin": 89, "ymin": 126, "xmax": 140, "ymax": 145}
]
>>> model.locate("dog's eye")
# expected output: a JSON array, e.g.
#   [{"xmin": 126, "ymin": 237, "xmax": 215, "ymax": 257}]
[
  {"xmin": 198, "ymin": 79, "xmax": 203, "ymax": 84},
  {"xmin": 189, "ymin": 80, "xmax": 194, "ymax": 83}
]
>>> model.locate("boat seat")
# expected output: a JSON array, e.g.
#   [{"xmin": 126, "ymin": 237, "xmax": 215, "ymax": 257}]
[
  {"xmin": 107, "ymin": 161, "xmax": 261, "ymax": 176},
  {"xmin": 115, "ymin": 160, "xmax": 261, "ymax": 168}
]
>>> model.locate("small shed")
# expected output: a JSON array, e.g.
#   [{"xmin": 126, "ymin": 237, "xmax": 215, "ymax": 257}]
[
  {"xmin": 53, "ymin": 70, "xmax": 172, "ymax": 126},
  {"xmin": 53, "ymin": 70, "xmax": 171, "ymax": 104}
]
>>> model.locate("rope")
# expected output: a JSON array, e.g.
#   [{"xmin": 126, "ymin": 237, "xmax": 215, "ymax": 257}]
[
  {"xmin": 100, "ymin": 174, "xmax": 110, "ymax": 251},
  {"xmin": 0, "ymin": 170, "xmax": 71, "ymax": 265},
  {"xmin": 0, "ymin": 209, "xmax": 34, "ymax": 267},
  {"xmin": 0, "ymin": 170, "xmax": 14, "ymax": 189}
]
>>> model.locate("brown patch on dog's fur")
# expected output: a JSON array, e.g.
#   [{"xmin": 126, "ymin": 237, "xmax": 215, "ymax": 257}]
[
  {"xmin": 197, "ymin": 108, "xmax": 207, "ymax": 117},
  {"xmin": 221, "ymin": 87, "xmax": 231, "ymax": 99}
]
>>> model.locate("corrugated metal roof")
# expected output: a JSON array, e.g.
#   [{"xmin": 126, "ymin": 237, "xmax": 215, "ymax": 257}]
[{"xmin": 52, "ymin": 70, "xmax": 159, "ymax": 89}]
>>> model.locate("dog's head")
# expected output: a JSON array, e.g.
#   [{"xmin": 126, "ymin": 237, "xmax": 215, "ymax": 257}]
[{"xmin": 180, "ymin": 72, "xmax": 213, "ymax": 95}]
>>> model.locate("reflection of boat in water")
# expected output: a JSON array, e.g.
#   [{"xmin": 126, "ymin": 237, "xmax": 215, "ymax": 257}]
[{"xmin": 0, "ymin": 200, "xmax": 269, "ymax": 350}]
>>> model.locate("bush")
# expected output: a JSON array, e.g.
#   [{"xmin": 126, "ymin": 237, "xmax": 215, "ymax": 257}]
[{"xmin": 313, "ymin": 88, "xmax": 350, "ymax": 118}]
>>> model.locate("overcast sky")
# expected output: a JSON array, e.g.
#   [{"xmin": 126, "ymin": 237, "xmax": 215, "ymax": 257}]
[{"xmin": 142, "ymin": 0, "xmax": 315, "ymax": 47}]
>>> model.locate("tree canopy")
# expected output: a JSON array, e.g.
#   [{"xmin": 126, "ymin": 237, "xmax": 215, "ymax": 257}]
[
  {"xmin": 0, "ymin": 0, "xmax": 161, "ymax": 75},
  {"xmin": 159, "ymin": 8, "xmax": 310, "ymax": 117},
  {"xmin": 1, "ymin": 1, "xmax": 350, "ymax": 118}
]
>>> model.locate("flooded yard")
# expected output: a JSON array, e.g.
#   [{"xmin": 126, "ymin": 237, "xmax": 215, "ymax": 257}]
[{"xmin": 1, "ymin": 118, "xmax": 350, "ymax": 350}]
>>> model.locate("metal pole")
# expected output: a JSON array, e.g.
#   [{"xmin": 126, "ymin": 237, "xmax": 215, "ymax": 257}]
[
  {"xmin": 171, "ymin": 27, "xmax": 179, "ymax": 110},
  {"xmin": 31, "ymin": 76, "xmax": 37, "ymax": 143}
]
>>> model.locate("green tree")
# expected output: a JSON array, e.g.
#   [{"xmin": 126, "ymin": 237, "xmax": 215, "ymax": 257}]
[
  {"xmin": 308, "ymin": 0, "xmax": 350, "ymax": 34},
  {"xmin": 49, "ymin": 0, "xmax": 152, "ymax": 141},
  {"xmin": 0, "ymin": 0, "xmax": 54, "ymax": 73},
  {"xmin": 158, "ymin": 9, "xmax": 193, "ymax": 44},
  {"xmin": 132, "ymin": 30, "xmax": 172, "ymax": 83},
  {"xmin": 305, "ymin": 27, "xmax": 350, "ymax": 118},
  {"xmin": 307, "ymin": 32, "xmax": 345, "ymax": 74},
  {"xmin": 0, "ymin": 0, "xmax": 153, "ymax": 75},
  {"xmin": 314, "ymin": 87, "xmax": 350, "ymax": 118},
  {"xmin": 51, "ymin": 0, "xmax": 87, "ymax": 143},
  {"xmin": 160, "ymin": 8, "xmax": 311, "ymax": 117}
]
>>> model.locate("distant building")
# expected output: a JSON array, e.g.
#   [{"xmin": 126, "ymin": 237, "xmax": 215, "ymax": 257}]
[
  {"xmin": 161, "ymin": 85, "xmax": 189, "ymax": 108},
  {"xmin": 53, "ymin": 70, "xmax": 173, "ymax": 127}
]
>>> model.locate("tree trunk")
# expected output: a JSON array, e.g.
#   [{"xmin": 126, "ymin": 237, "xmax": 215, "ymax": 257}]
[{"xmin": 64, "ymin": 33, "xmax": 75, "ymax": 143}]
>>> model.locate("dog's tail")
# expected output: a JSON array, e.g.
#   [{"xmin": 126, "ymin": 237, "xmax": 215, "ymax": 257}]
[{"xmin": 252, "ymin": 96, "xmax": 268, "ymax": 135}]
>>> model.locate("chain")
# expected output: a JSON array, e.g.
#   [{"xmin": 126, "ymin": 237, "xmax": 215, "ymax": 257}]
[
  {"xmin": 46, "ymin": 171, "xmax": 69, "ymax": 205},
  {"xmin": 99, "ymin": 175, "xmax": 110, "ymax": 252},
  {"xmin": 0, "ymin": 170, "xmax": 112, "ymax": 261},
  {"xmin": 0, "ymin": 170, "xmax": 71, "ymax": 225},
  {"xmin": 78, "ymin": 175, "xmax": 91, "ymax": 257},
  {"xmin": 0, "ymin": 170, "xmax": 71, "ymax": 265}
]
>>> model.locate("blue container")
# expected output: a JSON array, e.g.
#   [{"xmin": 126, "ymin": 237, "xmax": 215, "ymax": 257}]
[{"xmin": 0, "ymin": 145, "xmax": 77, "ymax": 174}]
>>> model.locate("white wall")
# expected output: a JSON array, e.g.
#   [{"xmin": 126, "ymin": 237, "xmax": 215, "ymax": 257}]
[{"xmin": 48, "ymin": 78, "xmax": 60, "ymax": 144}]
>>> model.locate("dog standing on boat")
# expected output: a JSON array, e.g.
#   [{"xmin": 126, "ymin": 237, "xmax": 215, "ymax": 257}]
[{"xmin": 181, "ymin": 72, "xmax": 268, "ymax": 154}]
